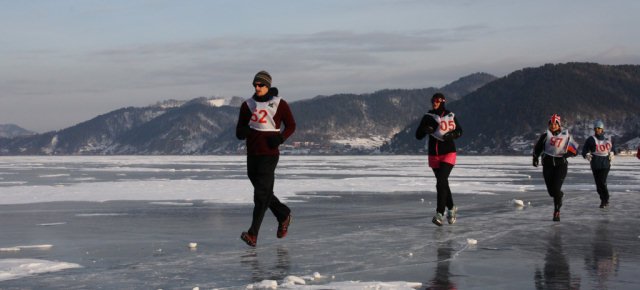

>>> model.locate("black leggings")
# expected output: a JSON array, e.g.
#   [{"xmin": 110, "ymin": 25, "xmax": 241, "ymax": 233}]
[
  {"xmin": 542, "ymin": 157, "xmax": 568, "ymax": 211},
  {"xmin": 432, "ymin": 162, "xmax": 454, "ymax": 215},
  {"xmin": 247, "ymin": 155, "xmax": 290, "ymax": 236},
  {"xmin": 592, "ymin": 168, "xmax": 610, "ymax": 203}
]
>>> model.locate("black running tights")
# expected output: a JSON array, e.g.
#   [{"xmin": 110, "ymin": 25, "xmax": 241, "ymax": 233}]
[
  {"xmin": 247, "ymin": 155, "xmax": 290, "ymax": 236},
  {"xmin": 432, "ymin": 162, "xmax": 454, "ymax": 215},
  {"xmin": 592, "ymin": 168, "xmax": 610, "ymax": 203},
  {"xmin": 542, "ymin": 159, "xmax": 567, "ymax": 211}
]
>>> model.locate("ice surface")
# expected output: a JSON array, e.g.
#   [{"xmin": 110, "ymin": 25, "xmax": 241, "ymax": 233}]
[{"xmin": 0, "ymin": 155, "xmax": 638, "ymax": 289}]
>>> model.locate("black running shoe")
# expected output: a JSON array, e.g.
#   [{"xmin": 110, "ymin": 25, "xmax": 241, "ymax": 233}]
[{"xmin": 553, "ymin": 211, "xmax": 560, "ymax": 222}]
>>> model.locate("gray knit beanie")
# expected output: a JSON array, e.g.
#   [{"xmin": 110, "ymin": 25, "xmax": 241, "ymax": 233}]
[{"xmin": 253, "ymin": 70, "xmax": 272, "ymax": 88}]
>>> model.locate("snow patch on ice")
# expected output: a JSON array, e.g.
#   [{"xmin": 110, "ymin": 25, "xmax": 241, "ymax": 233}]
[
  {"xmin": 0, "ymin": 259, "xmax": 82, "ymax": 282},
  {"xmin": 244, "ymin": 271, "xmax": 420, "ymax": 289},
  {"xmin": 0, "ymin": 245, "xmax": 53, "ymax": 252},
  {"xmin": 75, "ymin": 213, "xmax": 128, "ymax": 217},
  {"xmin": 149, "ymin": 201, "xmax": 194, "ymax": 206},
  {"xmin": 37, "ymin": 222, "xmax": 67, "ymax": 226}
]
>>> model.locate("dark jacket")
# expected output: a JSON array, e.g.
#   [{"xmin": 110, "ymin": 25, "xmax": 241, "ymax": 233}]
[
  {"xmin": 415, "ymin": 108, "xmax": 462, "ymax": 156},
  {"xmin": 236, "ymin": 88, "xmax": 296, "ymax": 156},
  {"xmin": 581, "ymin": 134, "xmax": 614, "ymax": 170}
]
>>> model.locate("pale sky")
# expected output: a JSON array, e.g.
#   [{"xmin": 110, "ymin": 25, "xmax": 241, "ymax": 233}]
[{"xmin": 1, "ymin": 0, "xmax": 639, "ymax": 132}]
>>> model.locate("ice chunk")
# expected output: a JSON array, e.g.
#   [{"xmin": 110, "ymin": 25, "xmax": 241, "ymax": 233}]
[
  {"xmin": 467, "ymin": 238, "xmax": 478, "ymax": 245},
  {"xmin": 283, "ymin": 275, "xmax": 306, "ymax": 285},
  {"xmin": 246, "ymin": 280, "xmax": 277, "ymax": 289},
  {"xmin": 512, "ymin": 199, "xmax": 524, "ymax": 207}
]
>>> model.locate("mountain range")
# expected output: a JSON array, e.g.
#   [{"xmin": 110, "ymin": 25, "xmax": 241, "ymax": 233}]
[
  {"xmin": 1, "ymin": 63, "xmax": 639, "ymax": 155},
  {"xmin": 0, "ymin": 124, "xmax": 35, "ymax": 139}
]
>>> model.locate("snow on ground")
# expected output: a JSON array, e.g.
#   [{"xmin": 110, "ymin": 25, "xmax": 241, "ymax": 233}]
[
  {"xmin": 0, "ymin": 259, "xmax": 81, "ymax": 282},
  {"xmin": 3, "ymin": 155, "xmax": 636, "ymax": 205}
]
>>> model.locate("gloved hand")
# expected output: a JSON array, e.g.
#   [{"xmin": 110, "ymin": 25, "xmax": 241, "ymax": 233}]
[
  {"xmin": 442, "ymin": 132, "xmax": 454, "ymax": 141},
  {"xmin": 424, "ymin": 126, "xmax": 435, "ymax": 134},
  {"xmin": 532, "ymin": 156, "xmax": 539, "ymax": 167},
  {"xmin": 267, "ymin": 135, "xmax": 284, "ymax": 149},
  {"xmin": 562, "ymin": 152, "xmax": 575, "ymax": 159},
  {"xmin": 608, "ymin": 152, "xmax": 615, "ymax": 162},
  {"xmin": 585, "ymin": 153, "xmax": 592, "ymax": 161},
  {"xmin": 236, "ymin": 125, "xmax": 251, "ymax": 140}
]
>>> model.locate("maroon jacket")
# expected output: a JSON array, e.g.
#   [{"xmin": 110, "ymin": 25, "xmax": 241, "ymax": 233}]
[{"xmin": 236, "ymin": 88, "xmax": 296, "ymax": 156}]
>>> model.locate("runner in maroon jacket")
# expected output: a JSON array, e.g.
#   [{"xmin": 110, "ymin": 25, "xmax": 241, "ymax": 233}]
[{"xmin": 236, "ymin": 71, "xmax": 296, "ymax": 247}]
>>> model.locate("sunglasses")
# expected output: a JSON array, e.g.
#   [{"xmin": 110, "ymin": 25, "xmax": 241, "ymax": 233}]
[{"xmin": 253, "ymin": 83, "xmax": 267, "ymax": 88}]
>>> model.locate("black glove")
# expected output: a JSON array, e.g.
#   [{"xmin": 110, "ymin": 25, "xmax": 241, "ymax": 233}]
[
  {"xmin": 267, "ymin": 135, "xmax": 284, "ymax": 149},
  {"xmin": 236, "ymin": 125, "xmax": 250, "ymax": 140},
  {"xmin": 442, "ymin": 132, "xmax": 454, "ymax": 141},
  {"xmin": 532, "ymin": 157, "xmax": 539, "ymax": 167},
  {"xmin": 562, "ymin": 152, "xmax": 574, "ymax": 159},
  {"xmin": 424, "ymin": 126, "xmax": 435, "ymax": 134}
]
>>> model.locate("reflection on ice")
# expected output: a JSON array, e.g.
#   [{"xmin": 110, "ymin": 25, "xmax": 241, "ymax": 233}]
[
  {"xmin": 426, "ymin": 241, "xmax": 457, "ymax": 289},
  {"xmin": 585, "ymin": 221, "xmax": 619, "ymax": 289},
  {"xmin": 535, "ymin": 229, "xmax": 581, "ymax": 289},
  {"xmin": 241, "ymin": 247, "xmax": 291, "ymax": 284}
]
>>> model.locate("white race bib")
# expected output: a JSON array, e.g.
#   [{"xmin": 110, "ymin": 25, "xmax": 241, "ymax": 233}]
[
  {"xmin": 543, "ymin": 130, "xmax": 575, "ymax": 157},
  {"xmin": 426, "ymin": 112, "xmax": 456, "ymax": 141},
  {"xmin": 246, "ymin": 97, "xmax": 281, "ymax": 132},
  {"xmin": 592, "ymin": 135, "xmax": 612, "ymax": 157}
]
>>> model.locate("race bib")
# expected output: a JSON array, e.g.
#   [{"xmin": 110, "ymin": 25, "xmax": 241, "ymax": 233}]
[
  {"xmin": 543, "ymin": 130, "xmax": 576, "ymax": 157},
  {"xmin": 592, "ymin": 135, "xmax": 612, "ymax": 157},
  {"xmin": 246, "ymin": 97, "xmax": 281, "ymax": 132},
  {"xmin": 426, "ymin": 112, "xmax": 456, "ymax": 141}
]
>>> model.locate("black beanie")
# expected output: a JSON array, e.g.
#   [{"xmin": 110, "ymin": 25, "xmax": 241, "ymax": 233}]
[{"xmin": 253, "ymin": 71, "xmax": 272, "ymax": 88}]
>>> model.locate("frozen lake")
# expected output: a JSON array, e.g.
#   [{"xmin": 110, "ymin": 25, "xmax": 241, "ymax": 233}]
[{"xmin": 0, "ymin": 155, "xmax": 639, "ymax": 289}]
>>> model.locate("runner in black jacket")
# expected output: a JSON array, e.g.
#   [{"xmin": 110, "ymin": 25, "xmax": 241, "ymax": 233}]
[
  {"xmin": 581, "ymin": 120, "xmax": 615, "ymax": 208},
  {"xmin": 532, "ymin": 114, "xmax": 578, "ymax": 222},
  {"xmin": 416, "ymin": 93, "xmax": 462, "ymax": 226}
]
